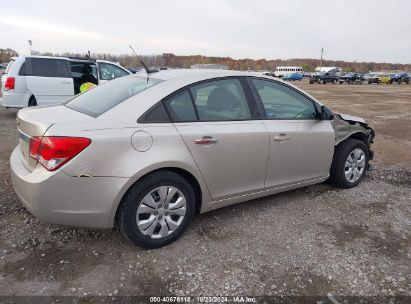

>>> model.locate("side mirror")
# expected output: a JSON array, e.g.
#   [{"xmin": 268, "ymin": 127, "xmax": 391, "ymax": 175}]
[{"xmin": 320, "ymin": 105, "xmax": 335, "ymax": 120}]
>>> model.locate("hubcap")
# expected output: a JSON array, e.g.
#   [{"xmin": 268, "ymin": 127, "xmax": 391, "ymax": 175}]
[
  {"xmin": 136, "ymin": 186, "xmax": 187, "ymax": 239},
  {"xmin": 344, "ymin": 148, "xmax": 366, "ymax": 183}
]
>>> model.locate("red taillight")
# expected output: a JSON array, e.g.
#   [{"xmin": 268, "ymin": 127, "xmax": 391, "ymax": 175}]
[
  {"xmin": 4, "ymin": 77, "xmax": 15, "ymax": 90},
  {"xmin": 29, "ymin": 136, "xmax": 91, "ymax": 171}
]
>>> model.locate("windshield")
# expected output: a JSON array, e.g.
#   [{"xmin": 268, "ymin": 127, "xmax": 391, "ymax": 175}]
[{"xmin": 66, "ymin": 76, "xmax": 163, "ymax": 117}]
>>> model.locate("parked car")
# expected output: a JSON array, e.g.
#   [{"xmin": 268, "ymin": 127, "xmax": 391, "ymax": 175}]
[
  {"xmin": 283, "ymin": 72, "xmax": 303, "ymax": 81},
  {"xmin": 126, "ymin": 67, "xmax": 140, "ymax": 74},
  {"xmin": 309, "ymin": 71, "xmax": 339, "ymax": 84},
  {"xmin": 10, "ymin": 70, "xmax": 375, "ymax": 248},
  {"xmin": 390, "ymin": 72, "xmax": 410, "ymax": 84},
  {"xmin": 368, "ymin": 74, "xmax": 391, "ymax": 84},
  {"xmin": 339, "ymin": 72, "xmax": 364, "ymax": 84},
  {"xmin": 0, "ymin": 56, "xmax": 131, "ymax": 108},
  {"xmin": 363, "ymin": 73, "xmax": 375, "ymax": 81}
]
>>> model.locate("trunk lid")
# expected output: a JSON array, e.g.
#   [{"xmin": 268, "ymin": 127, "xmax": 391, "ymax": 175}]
[{"xmin": 16, "ymin": 105, "xmax": 93, "ymax": 171}]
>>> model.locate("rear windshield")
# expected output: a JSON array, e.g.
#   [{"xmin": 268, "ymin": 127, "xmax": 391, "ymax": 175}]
[
  {"xmin": 5, "ymin": 60, "xmax": 15, "ymax": 74},
  {"xmin": 65, "ymin": 76, "xmax": 163, "ymax": 117}
]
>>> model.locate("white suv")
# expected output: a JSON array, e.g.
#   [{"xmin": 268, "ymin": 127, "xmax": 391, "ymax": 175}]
[{"xmin": 0, "ymin": 56, "xmax": 131, "ymax": 108}]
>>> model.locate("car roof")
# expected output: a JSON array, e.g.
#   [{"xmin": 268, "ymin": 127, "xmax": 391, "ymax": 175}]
[
  {"xmin": 140, "ymin": 69, "xmax": 260, "ymax": 81},
  {"xmin": 96, "ymin": 68, "xmax": 325, "ymax": 121},
  {"xmin": 14, "ymin": 55, "xmax": 114, "ymax": 64}
]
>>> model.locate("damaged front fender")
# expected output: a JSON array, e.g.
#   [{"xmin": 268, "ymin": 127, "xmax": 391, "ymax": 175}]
[{"xmin": 333, "ymin": 113, "xmax": 375, "ymax": 160}]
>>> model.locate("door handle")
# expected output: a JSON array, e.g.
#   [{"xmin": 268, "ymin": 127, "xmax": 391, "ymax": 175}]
[
  {"xmin": 273, "ymin": 133, "xmax": 290, "ymax": 142},
  {"xmin": 195, "ymin": 136, "xmax": 218, "ymax": 145}
]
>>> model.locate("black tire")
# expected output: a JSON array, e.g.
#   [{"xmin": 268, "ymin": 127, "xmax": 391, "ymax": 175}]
[
  {"xmin": 397, "ymin": 80, "xmax": 402, "ymax": 85},
  {"xmin": 116, "ymin": 171, "xmax": 196, "ymax": 249},
  {"xmin": 28, "ymin": 96, "xmax": 37, "ymax": 107},
  {"xmin": 329, "ymin": 139, "xmax": 369, "ymax": 189}
]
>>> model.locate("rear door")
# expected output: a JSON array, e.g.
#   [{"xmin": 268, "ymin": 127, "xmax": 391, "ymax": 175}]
[
  {"xmin": 25, "ymin": 58, "xmax": 74, "ymax": 105},
  {"xmin": 249, "ymin": 78, "xmax": 334, "ymax": 188},
  {"xmin": 164, "ymin": 77, "xmax": 269, "ymax": 200}
]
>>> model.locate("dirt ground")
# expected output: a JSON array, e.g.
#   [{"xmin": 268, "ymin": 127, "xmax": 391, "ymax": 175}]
[{"xmin": 0, "ymin": 79, "xmax": 410, "ymax": 299}]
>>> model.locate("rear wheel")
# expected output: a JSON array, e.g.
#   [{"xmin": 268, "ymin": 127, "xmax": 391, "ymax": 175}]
[
  {"xmin": 28, "ymin": 96, "xmax": 37, "ymax": 107},
  {"xmin": 329, "ymin": 139, "xmax": 369, "ymax": 189},
  {"xmin": 117, "ymin": 171, "xmax": 196, "ymax": 249}
]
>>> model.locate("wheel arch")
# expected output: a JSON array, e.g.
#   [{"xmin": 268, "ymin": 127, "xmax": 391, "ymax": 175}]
[
  {"xmin": 28, "ymin": 94, "xmax": 37, "ymax": 106},
  {"xmin": 335, "ymin": 128, "xmax": 370, "ymax": 147},
  {"xmin": 112, "ymin": 166, "xmax": 207, "ymax": 228}
]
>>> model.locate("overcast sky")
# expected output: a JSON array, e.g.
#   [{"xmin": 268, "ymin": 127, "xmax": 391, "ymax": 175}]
[{"xmin": 1, "ymin": 0, "xmax": 410, "ymax": 63}]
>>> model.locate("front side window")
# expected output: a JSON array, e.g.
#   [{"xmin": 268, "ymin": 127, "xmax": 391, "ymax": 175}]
[
  {"xmin": 30, "ymin": 58, "xmax": 70, "ymax": 77},
  {"xmin": 189, "ymin": 78, "xmax": 251, "ymax": 121},
  {"xmin": 66, "ymin": 76, "xmax": 163, "ymax": 117},
  {"xmin": 98, "ymin": 62, "xmax": 129, "ymax": 80},
  {"xmin": 251, "ymin": 79, "xmax": 317, "ymax": 120}
]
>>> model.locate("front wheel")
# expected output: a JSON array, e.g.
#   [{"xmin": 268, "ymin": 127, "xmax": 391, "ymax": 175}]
[
  {"xmin": 117, "ymin": 171, "xmax": 196, "ymax": 248},
  {"xmin": 329, "ymin": 139, "xmax": 369, "ymax": 189}
]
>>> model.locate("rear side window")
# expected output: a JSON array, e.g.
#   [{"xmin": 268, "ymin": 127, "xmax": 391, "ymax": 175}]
[
  {"xmin": 138, "ymin": 103, "xmax": 170, "ymax": 123},
  {"xmin": 190, "ymin": 78, "xmax": 251, "ymax": 121},
  {"xmin": 66, "ymin": 76, "xmax": 163, "ymax": 117},
  {"xmin": 18, "ymin": 62, "xmax": 26, "ymax": 76},
  {"xmin": 29, "ymin": 58, "xmax": 70, "ymax": 78},
  {"xmin": 164, "ymin": 90, "xmax": 197, "ymax": 122}
]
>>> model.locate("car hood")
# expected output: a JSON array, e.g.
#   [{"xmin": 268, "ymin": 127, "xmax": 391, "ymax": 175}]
[{"xmin": 338, "ymin": 113, "xmax": 366, "ymax": 124}]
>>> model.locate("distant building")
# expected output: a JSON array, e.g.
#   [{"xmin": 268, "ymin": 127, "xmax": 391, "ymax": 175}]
[
  {"xmin": 315, "ymin": 67, "xmax": 342, "ymax": 73},
  {"xmin": 190, "ymin": 63, "xmax": 228, "ymax": 70}
]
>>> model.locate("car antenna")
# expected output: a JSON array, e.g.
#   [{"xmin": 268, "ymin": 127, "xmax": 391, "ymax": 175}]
[{"xmin": 129, "ymin": 45, "xmax": 155, "ymax": 78}]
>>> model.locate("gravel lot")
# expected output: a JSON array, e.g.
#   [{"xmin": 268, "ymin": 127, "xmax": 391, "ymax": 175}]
[{"xmin": 0, "ymin": 80, "xmax": 410, "ymax": 298}]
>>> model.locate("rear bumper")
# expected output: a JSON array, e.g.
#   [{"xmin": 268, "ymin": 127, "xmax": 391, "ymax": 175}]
[
  {"xmin": 0, "ymin": 92, "xmax": 26, "ymax": 108},
  {"xmin": 10, "ymin": 146, "xmax": 129, "ymax": 229}
]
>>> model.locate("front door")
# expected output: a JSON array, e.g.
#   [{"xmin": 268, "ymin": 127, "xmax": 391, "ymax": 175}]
[
  {"xmin": 249, "ymin": 78, "xmax": 335, "ymax": 188},
  {"xmin": 97, "ymin": 62, "xmax": 130, "ymax": 84},
  {"xmin": 163, "ymin": 78, "xmax": 269, "ymax": 200}
]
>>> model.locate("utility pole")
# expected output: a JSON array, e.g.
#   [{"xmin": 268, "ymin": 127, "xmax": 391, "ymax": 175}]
[
  {"xmin": 319, "ymin": 48, "xmax": 324, "ymax": 72},
  {"xmin": 28, "ymin": 40, "xmax": 32, "ymax": 55}
]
